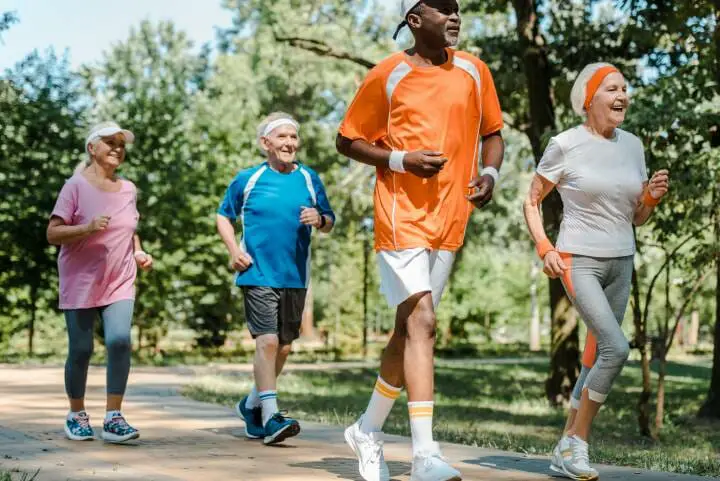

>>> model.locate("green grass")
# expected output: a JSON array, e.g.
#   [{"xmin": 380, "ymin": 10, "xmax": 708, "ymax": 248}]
[{"xmin": 184, "ymin": 359, "xmax": 720, "ymax": 477}]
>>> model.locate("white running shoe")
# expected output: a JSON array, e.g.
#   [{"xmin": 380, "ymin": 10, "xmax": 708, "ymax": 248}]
[
  {"xmin": 410, "ymin": 442, "xmax": 462, "ymax": 481},
  {"xmin": 553, "ymin": 435, "xmax": 599, "ymax": 480},
  {"xmin": 344, "ymin": 416, "xmax": 390, "ymax": 481},
  {"xmin": 549, "ymin": 434, "xmax": 572, "ymax": 475}
]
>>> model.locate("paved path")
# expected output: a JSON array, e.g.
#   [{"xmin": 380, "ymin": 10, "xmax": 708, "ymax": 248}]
[{"xmin": 0, "ymin": 365, "xmax": 711, "ymax": 481}]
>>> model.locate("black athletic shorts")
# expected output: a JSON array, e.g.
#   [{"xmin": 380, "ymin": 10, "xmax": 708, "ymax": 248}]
[{"xmin": 242, "ymin": 286, "xmax": 307, "ymax": 345}]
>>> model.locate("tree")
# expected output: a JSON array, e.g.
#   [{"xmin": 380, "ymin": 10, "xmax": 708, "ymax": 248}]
[{"xmin": 0, "ymin": 51, "xmax": 85, "ymax": 353}]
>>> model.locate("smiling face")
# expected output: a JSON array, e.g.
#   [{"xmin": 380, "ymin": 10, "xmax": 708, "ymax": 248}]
[
  {"xmin": 261, "ymin": 124, "xmax": 299, "ymax": 164},
  {"xmin": 88, "ymin": 133, "xmax": 126, "ymax": 170},
  {"xmin": 587, "ymin": 72, "xmax": 629, "ymax": 128},
  {"xmin": 408, "ymin": 0, "xmax": 461, "ymax": 49}
]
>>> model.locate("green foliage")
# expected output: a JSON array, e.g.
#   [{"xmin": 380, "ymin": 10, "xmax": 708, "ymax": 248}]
[{"xmin": 0, "ymin": 50, "xmax": 84, "ymax": 349}]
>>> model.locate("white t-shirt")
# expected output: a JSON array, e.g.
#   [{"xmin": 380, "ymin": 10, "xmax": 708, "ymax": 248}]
[{"xmin": 536, "ymin": 125, "xmax": 648, "ymax": 258}]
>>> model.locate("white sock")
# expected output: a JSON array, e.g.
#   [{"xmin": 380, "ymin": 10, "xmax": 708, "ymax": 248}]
[
  {"xmin": 246, "ymin": 385, "xmax": 260, "ymax": 409},
  {"xmin": 67, "ymin": 410, "xmax": 85, "ymax": 421},
  {"xmin": 105, "ymin": 410, "xmax": 122, "ymax": 421},
  {"xmin": 408, "ymin": 401, "xmax": 434, "ymax": 456},
  {"xmin": 360, "ymin": 376, "xmax": 402, "ymax": 434},
  {"xmin": 259, "ymin": 390, "xmax": 278, "ymax": 426}
]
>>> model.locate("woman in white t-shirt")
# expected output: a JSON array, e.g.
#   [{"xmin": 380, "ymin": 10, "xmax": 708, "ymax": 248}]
[{"xmin": 523, "ymin": 63, "xmax": 669, "ymax": 480}]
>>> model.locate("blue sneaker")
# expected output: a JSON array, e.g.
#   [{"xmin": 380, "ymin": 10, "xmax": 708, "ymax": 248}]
[
  {"xmin": 263, "ymin": 412, "xmax": 300, "ymax": 445},
  {"xmin": 64, "ymin": 411, "xmax": 94, "ymax": 441},
  {"xmin": 102, "ymin": 414, "xmax": 140, "ymax": 443},
  {"xmin": 236, "ymin": 396, "xmax": 264, "ymax": 439}
]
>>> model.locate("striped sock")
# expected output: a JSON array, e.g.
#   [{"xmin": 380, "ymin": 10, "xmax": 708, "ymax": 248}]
[
  {"xmin": 259, "ymin": 390, "xmax": 278, "ymax": 426},
  {"xmin": 246, "ymin": 385, "xmax": 261, "ymax": 409},
  {"xmin": 408, "ymin": 401, "xmax": 434, "ymax": 455},
  {"xmin": 360, "ymin": 376, "xmax": 402, "ymax": 434}
]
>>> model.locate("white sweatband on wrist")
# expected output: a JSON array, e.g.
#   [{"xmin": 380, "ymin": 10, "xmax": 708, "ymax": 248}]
[
  {"xmin": 388, "ymin": 150, "xmax": 407, "ymax": 173},
  {"xmin": 134, "ymin": 250, "xmax": 147, "ymax": 258},
  {"xmin": 481, "ymin": 166, "xmax": 499, "ymax": 184}
]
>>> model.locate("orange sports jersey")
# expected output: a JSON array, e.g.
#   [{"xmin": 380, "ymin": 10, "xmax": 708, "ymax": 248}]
[{"xmin": 338, "ymin": 48, "xmax": 503, "ymax": 252}]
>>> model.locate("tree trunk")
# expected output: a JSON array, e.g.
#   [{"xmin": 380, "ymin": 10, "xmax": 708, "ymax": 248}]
[
  {"xmin": 655, "ymin": 353, "xmax": 667, "ymax": 432},
  {"xmin": 530, "ymin": 260, "xmax": 541, "ymax": 351},
  {"xmin": 699, "ymin": 245, "xmax": 720, "ymax": 418},
  {"xmin": 689, "ymin": 311, "xmax": 700, "ymax": 348},
  {"xmin": 632, "ymin": 265, "xmax": 653, "ymax": 436},
  {"xmin": 511, "ymin": 0, "xmax": 578, "ymax": 405},
  {"xmin": 28, "ymin": 284, "xmax": 37, "ymax": 356}
]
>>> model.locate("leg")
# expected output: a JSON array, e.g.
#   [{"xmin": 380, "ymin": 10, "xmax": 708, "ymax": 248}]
[
  {"xmin": 64, "ymin": 308, "xmax": 97, "ymax": 411},
  {"xmin": 401, "ymin": 292, "xmax": 436, "ymax": 403},
  {"xmin": 565, "ymin": 335, "xmax": 597, "ymax": 433},
  {"xmin": 101, "ymin": 300, "xmax": 134, "ymax": 412},
  {"xmin": 567, "ymin": 257, "xmax": 632, "ymax": 441},
  {"xmin": 63, "ymin": 309, "xmax": 97, "ymax": 441}
]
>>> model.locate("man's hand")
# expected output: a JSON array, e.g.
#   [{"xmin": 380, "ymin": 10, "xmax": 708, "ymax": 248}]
[
  {"xmin": 467, "ymin": 175, "xmax": 495, "ymax": 209},
  {"xmin": 402, "ymin": 151, "xmax": 448, "ymax": 178},
  {"xmin": 231, "ymin": 252, "xmax": 254, "ymax": 273}
]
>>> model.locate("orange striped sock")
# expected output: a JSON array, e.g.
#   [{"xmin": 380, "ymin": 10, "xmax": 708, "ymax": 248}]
[
  {"xmin": 360, "ymin": 376, "xmax": 402, "ymax": 434},
  {"xmin": 408, "ymin": 401, "xmax": 434, "ymax": 455}
]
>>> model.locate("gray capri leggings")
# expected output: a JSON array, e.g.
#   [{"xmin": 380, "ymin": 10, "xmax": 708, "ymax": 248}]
[
  {"xmin": 561, "ymin": 254, "xmax": 633, "ymax": 404},
  {"xmin": 64, "ymin": 299, "xmax": 134, "ymax": 399}
]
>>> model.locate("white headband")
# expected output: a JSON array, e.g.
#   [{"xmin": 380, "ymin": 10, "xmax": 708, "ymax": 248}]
[{"xmin": 262, "ymin": 118, "xmax": 299, "ymax": 137}]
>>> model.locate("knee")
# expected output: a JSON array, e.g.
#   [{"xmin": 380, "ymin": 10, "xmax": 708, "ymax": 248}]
[
  {"xmin": 69, "ymin": 341, "xmax": 94, "ymax": 364},
  {"xmin": 278, "ymin": 344, "xmax": 292, "ymax": 357},
  {"xmin": 603, "ymin": 340, "xmax": 630, "ymax": 367},
  {"xmin": 106, "ymin": 335, "xmax": 132, "ymax": 357},
  {"xmin": 405, "ymin": 307, "xmax": 437, "ymax": 341},
  {"xmin": 256, "ymin": 335, "xmax": 280, "ymax": 356}
]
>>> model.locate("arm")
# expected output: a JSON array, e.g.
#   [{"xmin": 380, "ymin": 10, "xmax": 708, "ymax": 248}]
[
  {"xmin": 522, "ymin": 174, "xmax": 568, "ymax": 278},
  {"xmin": 46, "ymin": 216, "xmax": 108, "ymax": 245},
  {"xmin": 216, "ymin": 214, "xmax": 253, "ymax": 272},
  {"xmin": 133, "ymin": 234, "xmax": 153, "ymax": 271},
  {"xmin": 335, "ymin": 134, "xmax": 447, "ymax": 178},
  {"xmin": 467, "ymin": 131, "xmax": 505, "ymax": 209},
  {"xmin": 633, "ymin": 169, "xmax": 669, "ymax": 226}
]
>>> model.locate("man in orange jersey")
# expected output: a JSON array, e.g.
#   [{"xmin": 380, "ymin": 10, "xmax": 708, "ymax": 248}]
[{"xmin": 336, "ymin": 1, "xmax": 504, "ymax": 480}]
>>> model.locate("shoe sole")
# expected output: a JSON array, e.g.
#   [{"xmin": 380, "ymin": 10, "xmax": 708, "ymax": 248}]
[
  {"xmin": 235, "ymin": 402, "xmax": 262, "ymax": 440},
  {"xmin": 263, "ymin": 422, "xmax": 300, "ymax": 445},
  {"xmin": 102, "ymin": 431, "xmax": 140, "ymax": 444},
  {"xmin": 409, "ymin": 475, "xmax": 461, "ymax": 481},
  {"xmin": 64, "ymin": 424, "xmax": 94, "ymax": 441},
  {"xmin": 344, "ymin": 426, "xmax": 391, "ymax": 481},
  {"xmin": 549, "ymin": 463, "xmax": 598, "ymax": 481}
]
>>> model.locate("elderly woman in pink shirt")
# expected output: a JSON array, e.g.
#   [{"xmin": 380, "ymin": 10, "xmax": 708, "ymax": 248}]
[{"xmin": 47, "ymin": 121, "xmax": 153, "ymax": 444}]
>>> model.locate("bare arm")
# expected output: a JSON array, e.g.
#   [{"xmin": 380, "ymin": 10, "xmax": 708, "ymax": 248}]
[
  {"xmin": 335, "ymin": 134, "xmax": 447, "ymax": 179},
  {"xmin": 634, "ymin": 169, "xmax": 669, "ymax": 226},
  {"xmin": 216, "ymin": 214, "xmax": 243, "ymax": 258},
  {"xmin": 523, "ymin": 174, "xmax": 568, "ymax": 278},
  {"xmin": 216, "ymin": 214, "xmax": 253, "ymax": 272},
  {"xmin": 522, "ymin": 174, "xmax": 556, "ymax": 244},
  {"xmin": 46, "ymin": 216, "xmax": 107, "ymax": 245},
  {"xmin": 481, "ymin": 131, "xmax": 505, "ymax": 171},
  {"xmin": 467, "ymin": 131, "xmax": 505, "ymax": 209}
]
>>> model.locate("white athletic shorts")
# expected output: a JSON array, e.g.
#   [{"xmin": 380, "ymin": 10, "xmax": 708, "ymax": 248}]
[{"xmin": 377, "ymin": 248, "xmax": 456, "ymax": 308}]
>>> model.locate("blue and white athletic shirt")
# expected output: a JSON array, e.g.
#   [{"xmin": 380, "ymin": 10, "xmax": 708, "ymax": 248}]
[{"xmin": 218, "ymin": 162, "xmax": 335, "ymax": 289}]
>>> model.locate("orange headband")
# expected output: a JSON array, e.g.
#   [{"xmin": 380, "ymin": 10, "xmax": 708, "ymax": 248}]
[{"xmin": 584, "ymin": 66, "xmax": 620, "ymax": 111}]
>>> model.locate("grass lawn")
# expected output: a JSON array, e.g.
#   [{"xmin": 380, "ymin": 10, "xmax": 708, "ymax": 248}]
[{"xmin": 184, "ymin": 358, "xmax": 720, "ymax": 477}]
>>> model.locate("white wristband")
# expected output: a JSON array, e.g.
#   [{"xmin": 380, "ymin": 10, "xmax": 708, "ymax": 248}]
[
  {"xmin": 134, "ymin": 250, "xmax": 147, "ymax": 258},
  {"xmin": 480, "ymin": 166, "xmax": 499, "ymax": 184},
  {"xmin": 388, "ymin": 150, "xmax": 407, "ymax": 173}
]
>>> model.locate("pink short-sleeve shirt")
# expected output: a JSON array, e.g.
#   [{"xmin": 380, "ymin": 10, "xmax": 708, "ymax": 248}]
[{"xmin": 51, "ymin": 174, "xmax": 139, "ymax": 309}]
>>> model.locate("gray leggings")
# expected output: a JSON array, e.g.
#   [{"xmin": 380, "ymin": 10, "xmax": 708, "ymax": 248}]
[
  {"xmin": 561, "ymin": 255, "xmax": 633, "ymax": 404},
  {"xmin": 64, "ymin": 300, "xmax": 134, "ymax": 399}
]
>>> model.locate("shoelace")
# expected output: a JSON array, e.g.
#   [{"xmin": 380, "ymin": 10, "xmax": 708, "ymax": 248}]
[
  {"xmin": 359, "ymin": 435, "xmax": 384, "ymax": 465},
  {"xmin": 572, "ymin": 441, "xmax": 590, "ymax": 468},
  {"xmin": 75, "ymin": 414, "xmax": 90, "ymax": 429}
]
